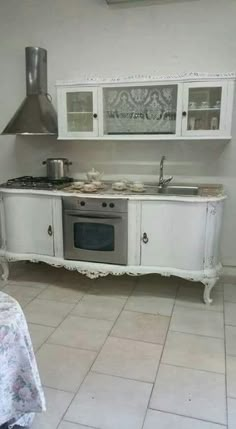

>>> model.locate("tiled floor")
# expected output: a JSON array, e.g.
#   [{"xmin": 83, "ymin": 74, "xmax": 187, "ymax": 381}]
[{"xmin": 1, "ymin": 262, "xmax": 236, "ymax": 429}]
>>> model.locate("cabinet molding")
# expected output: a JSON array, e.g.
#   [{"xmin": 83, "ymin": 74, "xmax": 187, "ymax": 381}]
[
  {"xmin": 56, "ymin": 72, "xmax": 236, "ymax": 86},
  {"xmin": 57, "ymin": 73, "xmax": 235, "ymax": 141},
  {"xmin": 0, "ymin": 191, "xmax": 224, "ymax": 305}
]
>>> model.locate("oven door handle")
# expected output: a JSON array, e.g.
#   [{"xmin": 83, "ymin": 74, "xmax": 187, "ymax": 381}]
[{"xmin": 67, "ymin": 213, "xmax": 123, "ymax": 220}]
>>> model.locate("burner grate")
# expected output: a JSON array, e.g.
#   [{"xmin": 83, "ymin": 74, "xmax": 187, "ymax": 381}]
[{"xmin": 1, "ymin": 176, "xmax": 74, "ymax": 190}]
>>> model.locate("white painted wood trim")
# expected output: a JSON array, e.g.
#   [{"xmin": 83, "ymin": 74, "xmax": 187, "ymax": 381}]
[
  {"xmin": 0, "ymin": 250, "xmax": 222, "ymax": 280},
  {"xmin": 128, "ymin": 201, "xmax": 141, "ymax": 265},
  {"xmin": 52, "ymin": 197, "xmax": 64, "ymax": 258},
  {"xmin": 225, "ymin": 80, "xmax": 235, "ymax": 136},
  {"xmin": 57, "ymin": 135, "xmax": 232, "ymax": 141},
  {"xmin": 0, "ymin": 195, "xmax": 6, "ymax": 250},
  {"xmin": 56, "ymin": 72, "xmax": 236, "ymax": 86},
  {"xmin": 0, "ymin": 189, "xmax": 226, "ymax": 203}
]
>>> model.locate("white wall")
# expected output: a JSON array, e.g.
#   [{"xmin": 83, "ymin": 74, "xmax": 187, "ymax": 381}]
[{"xmin": 0, "ymin": 0, "xmax": 236, "ymax": 266}]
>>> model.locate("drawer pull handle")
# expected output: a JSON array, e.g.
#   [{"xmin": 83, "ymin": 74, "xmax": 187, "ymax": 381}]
[
  {"xmin": 142, "ymin": 232, "xmax": 149, "ymax": 244},
  {"xmin": 48, "ymin": 225, "xmax": 53, "ymax": 236}
]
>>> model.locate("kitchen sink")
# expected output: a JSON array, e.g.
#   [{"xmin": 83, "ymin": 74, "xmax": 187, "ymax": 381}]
[
  {"xmin": 145, "ymin": 184, "xmax": 200, "ymax": 196},
  {"xmin": 157, "ymin": 185, "xmax": 199, "ymax": 196}
]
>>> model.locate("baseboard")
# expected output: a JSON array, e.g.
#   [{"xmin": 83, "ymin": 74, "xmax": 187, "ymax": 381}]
[{"xmin": 222, "ymin": 265, "xmax": 236, "ymax": 278}]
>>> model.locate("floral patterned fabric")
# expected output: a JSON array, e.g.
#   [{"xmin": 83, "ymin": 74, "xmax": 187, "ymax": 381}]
[{"xmin": 0, "ymin": 292, "xmax": 46, "ymax": 427}]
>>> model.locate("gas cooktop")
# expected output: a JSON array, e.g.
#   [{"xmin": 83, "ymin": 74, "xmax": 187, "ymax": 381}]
[{"xmin": 0, "ymin": 176, "xmax": 74, "ymax": 190}]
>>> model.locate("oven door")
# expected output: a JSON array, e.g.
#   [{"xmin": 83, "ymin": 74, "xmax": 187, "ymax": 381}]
[{"xmin": 63, "ymin": 210, "xmax": 128, "ymax": 265}]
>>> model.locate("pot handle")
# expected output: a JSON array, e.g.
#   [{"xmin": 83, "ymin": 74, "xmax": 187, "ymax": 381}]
[
  {"xmin": 66, "ymin": 161, "xmax": 72, "ymax": 165},
  {"xmin": 42, "ymin": 161, "xmax": 46, "ymax": 165}
]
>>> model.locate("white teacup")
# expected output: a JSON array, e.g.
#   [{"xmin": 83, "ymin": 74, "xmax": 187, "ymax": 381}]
[
  {"xmin": 92, "ymin": 180, "xmax": 103, "ymax": 189},
  {"xmin": 83, "ymin": 183, "xmax": 97, "ymax": 192},
  {"xmin": 130, "ymin": 182, "xmax": 144, "ymax": 192},
  {"xmin": 112, "ymin": 181, "xmax": 127, "ymax": 191},
  {"xmin": 72, "ymin": 181, "xmax": 84, "ymax": 189}
]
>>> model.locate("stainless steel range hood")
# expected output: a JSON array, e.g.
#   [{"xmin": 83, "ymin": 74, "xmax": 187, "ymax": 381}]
[
  {"xmin": 2, "ymin": 47, "xmax": 58, "ymax": 135},
  {"xmin": 106, "ymin": 0, "xmax": 146, "ymax": 3}
]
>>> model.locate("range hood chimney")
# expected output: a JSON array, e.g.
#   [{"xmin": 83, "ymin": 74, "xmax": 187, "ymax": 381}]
[{"xmin": 2, "ymin": 47, "xmax": 58, "ymax": 135}]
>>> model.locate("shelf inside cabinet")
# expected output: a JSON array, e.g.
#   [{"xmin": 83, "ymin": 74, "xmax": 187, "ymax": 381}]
[
  {"xmin": 188, "ymin": 108, "xmax": 221, "ymax": 112},
  {"xmin": 67, "ymin": 112, "xmax": 92, "ymax": 114}
]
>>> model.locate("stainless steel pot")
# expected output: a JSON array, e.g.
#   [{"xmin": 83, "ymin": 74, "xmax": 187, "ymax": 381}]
[{"xmin": 42, "ymin": 158, "xmax": 72, "ymax": 180}]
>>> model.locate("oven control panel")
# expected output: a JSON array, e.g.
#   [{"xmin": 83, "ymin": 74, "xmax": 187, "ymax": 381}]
[{"xmin": 62, "ymin": 197, "xmax": 128, "ymax": 213}]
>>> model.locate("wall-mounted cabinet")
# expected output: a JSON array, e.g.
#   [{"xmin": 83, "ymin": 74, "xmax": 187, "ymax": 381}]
[{"xmin": 57, "ymin": 74, "xmax": 235, "ymax": 140}]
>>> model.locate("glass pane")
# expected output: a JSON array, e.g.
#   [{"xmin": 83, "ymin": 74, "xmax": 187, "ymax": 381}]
[
  {"xmin": 187, "ymin": 87, "xmax": 222, "ymax": 131},
  {"xmin": 67, "ymin": 92, "xmax": 93, "ymax": 112},
  {"xmin": 103, "ymin": 85, "xmax": 178, "ymax": 135},
  {"xmin": 67, "ymin": 113, "xmax": 93, "ymax": 132},
  {"xmin": 66, "ymin": 92, "xmax": 93, "ymax": 132},
  {"xmin": 74, "ymin": 223, "xmax": 114, "ymax": 251}
]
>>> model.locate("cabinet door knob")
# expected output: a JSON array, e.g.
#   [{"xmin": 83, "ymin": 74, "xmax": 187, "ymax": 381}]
[
  {"xmin": 142, "ymin": 232, "xmax": 149, "ymax": 244},
  {"xmin": 48, "ymin": 225, "xmax": 53, "ymax": 236},
  {"xmin": 182, "ymin": 111, "xmax": 187, "ymax": 117},
  {"xmin": 93, "ymin": 113, "xmax": 98, "ymax": 119}
]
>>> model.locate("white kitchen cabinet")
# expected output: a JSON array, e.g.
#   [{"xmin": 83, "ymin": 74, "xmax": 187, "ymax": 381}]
[
  {"xmin": 56, "ymin": 74, "xmax": 235, "ymax": 140},
  {"xmin": 102, "ymin": 83, "xmax": 182, "ymax": 137},
  {"xmin": 182, "ymin": 81, "xmax": 233, "ymax": 137},
  {"xmin": 140, "ymin": 201, "xmax": 208, "ymax": 270},
  {"xmin": 2, "ymin": 194, "xmax": 54, "ymax": 255},
  {"xmin": 57, "ymin": 86, "xmax": 99, "ymax": 139},
  {"xmin": 0, "ymin": 189, "xmax": 225, "ymax": 304}
]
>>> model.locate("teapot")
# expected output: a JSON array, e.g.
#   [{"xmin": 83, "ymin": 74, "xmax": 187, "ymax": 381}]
[{"xmin": 86, "ymin": 168, "xmax": 103, "ymax": 182}]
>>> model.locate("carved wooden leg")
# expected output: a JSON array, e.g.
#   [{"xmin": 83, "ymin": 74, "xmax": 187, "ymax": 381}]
[
  {"xmin": 0, "ymin": 258, "xmax": 9, "ymax": 281},
  {"xmin": 202, "ymin": 277, "xmax": 218, "ymax": 304}
]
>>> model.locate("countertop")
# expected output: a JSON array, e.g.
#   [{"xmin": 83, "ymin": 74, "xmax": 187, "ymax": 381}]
[{"xmin": 0, "ymin": 183, "xmax": 226, "ymax": 202}]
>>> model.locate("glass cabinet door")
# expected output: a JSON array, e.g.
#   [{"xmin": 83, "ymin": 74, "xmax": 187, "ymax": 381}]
[
  {"xmin": 103, "ymin": 84, "xmax": 178, "ymax": 135},
  {"xmin": 182, "ymin": 82, "xmax": 227, "ymax": 136},
  {"xmin": 63, "ymin": 88, "xmax": 98, "ymax": 137}
]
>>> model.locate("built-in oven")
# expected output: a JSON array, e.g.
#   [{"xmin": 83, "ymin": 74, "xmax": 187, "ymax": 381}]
[{"xmin": 62, "ymin": 197, "xmax": 128, "ymax": 265}]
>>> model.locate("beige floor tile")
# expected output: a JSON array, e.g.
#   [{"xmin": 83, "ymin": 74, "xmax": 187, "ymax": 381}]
[
  {"xmin": 170, "ymin": 306, "xmax": 224, "ymax": 338},
  {"xmin": 2, "ymin": 283, "xmax": 42, "ymax": 306},
  {"xmin": 54, "ymin": 269, "xmax": 92, "ymax": 288},
  {"xmin": 31, "ymin": 387, "xmax": 74, "ymax": 429},
  {"xmin": 228, "ymin": 397, "xmax": 236, "ymax": 429},
  {"xmin": 225, "ymin": 302, "xmax": 236, "ymax": 326},
  {"xmin": 17, "ymin": 265, "xmax": 60, "ymax": 285},
  {"xmin": 162, "ymin": 331, "xmax": 225, "ymax": 373},
  {"xmin": 0, "ymin": 280, "xmax": 9, "ymax": 290},
  {"xmin": 224, "ymin": 283, "xmax": 236, "ymax": 302},
  {"xmin": 150, "ymin": 364, "xmax": 226, "ymax": 424},
  {"xmin": 37, "ymin": 284, "xmax": 85, "ymax": 304},
  {"xmin": 72, "ymin": 294, "xmax": 125, "ymax": 321},
  {"xmin": 48, "ymin": 315, "xmax": 113, "ymax": 351},
  {"xmin": 125, "ymin": 293, "xmax": 174, "ymax": 317},
  {"xmin": 227, "ymin": 355, "xmax": 236, "ymax": 398},
  {"xmin": 136, "ymin": 276, "xmax": 178, "ymax": 297},
  {"xmin": 92, "ymin": 336, "xmax": 162, "ymax": 382},
  {"xmin": 111, "ymin": 310, "xmax": 169, "ymax": 344},
  {"xmin": 28, "ymin": 323, "xmax": 55, "ymax": 352},
  {"xmin": 143, "ymin": 409, "xmax": 226, "ymax": 429},
  {"xmin": 37, "ymin": 343, "xmax": 96, "ymax": 392},
  {"xmin": 7, "ymin": 279, "xmax": 49, "ymax": 290},
  {"xmin": 24, "ymin": 299, "xmax": 75, "ymax": 327},
  {"xmin": 59, "ymin": 423, "xmax": 96, "ymax": 429},
  {"xmin": 88, "ymin": 275, "xmax": 135, "ymax": 298},
  {"xmin": 225, "ymin": 325, "xmax": 236, "ymax": 355},
  {"xmin": 176, "ymin": 286, "xmax": 223, "ymax": 312},
  {"xmin": 65, "ymin": 372, "xmax": 152, "ymax": 429}
]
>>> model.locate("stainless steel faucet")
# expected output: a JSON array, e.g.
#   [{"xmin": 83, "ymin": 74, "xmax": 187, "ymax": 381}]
[{"xmin": 158, "ymin": 156, "xmax": 173, "ymax": 187}]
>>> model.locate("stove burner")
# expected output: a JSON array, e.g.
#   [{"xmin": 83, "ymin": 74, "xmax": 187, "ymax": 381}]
[{"xmin": 2, "ymin": 176, "xmax": 74, "ymax": 190}]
